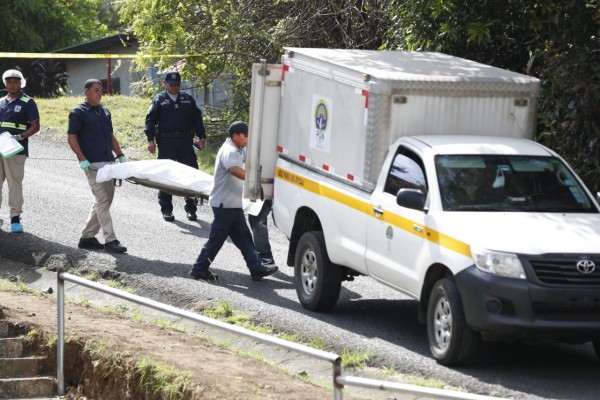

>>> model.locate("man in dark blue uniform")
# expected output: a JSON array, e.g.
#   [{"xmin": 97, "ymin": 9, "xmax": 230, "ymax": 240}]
[
  {"xmin": 0, "ymin": 69, "xmax": 40, "ymax": 233},
  {"xmin": 144, "ymin": 71, "xmax": 207, "ymax": 222},
  {"xmin": 67, "ymin": 79, "xmax": 127, "ymax": 253}
]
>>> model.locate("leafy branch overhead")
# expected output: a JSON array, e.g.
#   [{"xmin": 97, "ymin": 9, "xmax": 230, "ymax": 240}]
[
  {"xmin": 121, "ymin": 0, "xmax": 599, "ymax": 191},
  {"xmin": 120, "ymin": 1, "xmax": 395, "ymax": 116},
  {"xmin": 0, "ymin": 0, "xmax": 117, "ymax": 52},
  {"xmin": 2, "ymin": 0, "xmax": 597, "ymax": 191},
  {"xmin": 0, "ymin": 0, "xmax": 121, "ymax": 98}
]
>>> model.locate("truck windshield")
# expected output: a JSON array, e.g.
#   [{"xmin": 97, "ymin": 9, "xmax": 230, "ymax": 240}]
[{"xmin": 435, "ymin": 155, "xmax": 597, "ymax": 212}]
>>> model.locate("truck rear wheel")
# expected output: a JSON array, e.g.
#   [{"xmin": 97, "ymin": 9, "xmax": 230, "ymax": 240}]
[
  {"xmin": 294, "ymin": 231, "xmax": 342, "ymax": 311},
  {"xmin": 427, "ymin": 278, "xmax": 479, "ymax": 366}
]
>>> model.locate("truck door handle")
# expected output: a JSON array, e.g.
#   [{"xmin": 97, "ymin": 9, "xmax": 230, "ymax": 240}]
[
  {"xmin": 413, "ymin": 225, "xmax": 423, "ymax": 233},
  {"xmin": 372, "ymin": 206, "xmax": 384, "ymax": 216}
]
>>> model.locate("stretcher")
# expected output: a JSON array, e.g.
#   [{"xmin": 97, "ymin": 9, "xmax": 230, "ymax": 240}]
[{"xmin": 96, "ymin": 159, "xmax": 214, "ymax": 200}]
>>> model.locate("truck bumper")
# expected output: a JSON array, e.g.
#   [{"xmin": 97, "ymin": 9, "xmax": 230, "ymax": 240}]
[{"xmin": 455, "ymin": 266, "xmax": 600, "ymax": 342}]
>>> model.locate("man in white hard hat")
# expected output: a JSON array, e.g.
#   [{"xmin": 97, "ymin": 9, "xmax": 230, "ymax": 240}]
[{"xmin": 0, "ymin": 69, "xmax": 40, "ymax": 233}]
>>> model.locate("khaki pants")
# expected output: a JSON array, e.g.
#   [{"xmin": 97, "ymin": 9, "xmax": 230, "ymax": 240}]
[
  {"xmin": 0, "ymin": 155, "xmax": 26, "ymax": 218},
  {"xmin": 81, "ymin": 162, "xmax": 117, "ymax": 242}
]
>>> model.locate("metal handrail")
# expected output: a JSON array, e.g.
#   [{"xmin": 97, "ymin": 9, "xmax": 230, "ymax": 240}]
[
  {"xmin": 56, "ymin": 266, "xmax": 342, "ymax": 398},
  {"xmin": 56, "ymin": 266, "xmax": 504, "ymax": 400}
]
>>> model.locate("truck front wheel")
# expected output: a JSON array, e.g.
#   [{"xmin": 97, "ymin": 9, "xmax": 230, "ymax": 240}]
[
  {"xmin": 294, "ymin": 231, "xmax": 342, "ymax": 311},
  {"xmin": 427, "ymin": 278, "xmax": 479, "ymax": 366}
]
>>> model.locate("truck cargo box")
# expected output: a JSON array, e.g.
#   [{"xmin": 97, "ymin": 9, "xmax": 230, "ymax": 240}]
[{"xmin": 246, "ymin": 48, "xmax": 540, "ymax": 199}]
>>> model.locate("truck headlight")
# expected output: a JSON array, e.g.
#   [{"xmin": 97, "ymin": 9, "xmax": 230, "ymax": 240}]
[{"xmin": 470, "ymin": 248, "xmax": 526, "ymax": 279}]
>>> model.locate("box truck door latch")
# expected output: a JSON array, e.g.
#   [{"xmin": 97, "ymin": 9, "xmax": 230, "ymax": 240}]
[{"xmin": 393, "ymin": 96, "xmax": 408, "ymax": 104}]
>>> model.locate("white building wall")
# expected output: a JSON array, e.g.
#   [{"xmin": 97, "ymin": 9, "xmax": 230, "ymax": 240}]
[
  {"xmin": 65, "ymin": 42, "xmax": 232, "ymax": 111},
  {"xmin": 65, "ymin": 45, "xmax": 138, "ymax": 96}
]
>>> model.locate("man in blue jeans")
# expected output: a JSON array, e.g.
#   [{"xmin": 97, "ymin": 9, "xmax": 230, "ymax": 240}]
[
  {"xmin": 189, "ymin": 121, "xmax": 278, "ymax": 281},
  {"xmin": 248, "ymin": 199, "xmax": 276, "ymax": 266}
]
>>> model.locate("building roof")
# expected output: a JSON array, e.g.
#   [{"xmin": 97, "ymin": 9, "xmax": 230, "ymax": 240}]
[{"xmin": 53, "ymin": 33, "xmax": 137, "ymax": 54}]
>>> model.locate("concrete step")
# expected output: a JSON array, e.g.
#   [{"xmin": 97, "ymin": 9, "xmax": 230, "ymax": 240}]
[
  {"xmin": 0, "ymin": 337, "xmax": 23, "ymax": 358},
  {"xmin": 0, "ymin": 320, "xmax": 8, "ymax": 338},
  {"xmin": 0, "ymin": 356, "xmax": 45, "ymax": 378},
  {"xmin": 0, "ymin": 377, "xmax": 55, "ymax": 399}
]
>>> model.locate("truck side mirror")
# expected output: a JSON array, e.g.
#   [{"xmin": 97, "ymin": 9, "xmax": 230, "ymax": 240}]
[{"xmin": 396, "ymin": 188, "xmax": 425, "ymax": 210}]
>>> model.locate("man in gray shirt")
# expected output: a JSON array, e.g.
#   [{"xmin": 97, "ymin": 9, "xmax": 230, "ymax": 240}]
[{"xmin": 189, "ymin": 121, "xmax": 278, "ymax": 281}]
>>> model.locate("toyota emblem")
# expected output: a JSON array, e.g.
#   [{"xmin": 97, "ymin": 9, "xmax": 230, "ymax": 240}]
[{"xmin": 576, "ymin": 260, "xmax": 596, "ymax": 274}]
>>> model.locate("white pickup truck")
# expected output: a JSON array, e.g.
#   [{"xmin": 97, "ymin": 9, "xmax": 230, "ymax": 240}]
[{"xmin": 245, "ymin": 48, "xmax": 600, "ymax": 365}]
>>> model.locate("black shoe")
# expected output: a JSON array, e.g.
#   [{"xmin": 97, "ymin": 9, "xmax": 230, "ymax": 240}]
[
  {"xmin": 186, "ymin": 212, "xmax": 197, "ymax": 221},
  {"xmin": 262, "ymin": 258, "xmax": 276, "ymax": 267},
  {"xmin": 251, "ymin": 265, "xmax": 279, "ymax": 281},
  {"xmin": 105, "ymin": 240, "xmax": 127, "ymax": 253},
  {"xmin": 189, "ymin": 269, "xmax": 218, "ymax": 281},
  {"xmin": 162, "ymin": 212, "xmax": 175, "ymax": 222},
  {"xmin": 78, "ymin": 237, "xmax": 104, "ymax": 250}
]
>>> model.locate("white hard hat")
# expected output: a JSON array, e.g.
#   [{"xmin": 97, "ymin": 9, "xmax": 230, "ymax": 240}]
[{"xmin": 2, "ymin": 69, "xmax": 26, "ymax": 88}]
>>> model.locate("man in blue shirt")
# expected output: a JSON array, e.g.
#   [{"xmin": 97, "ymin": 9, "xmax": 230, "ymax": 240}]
[
  {"xmin": 189, "ymin": 121, "xmax": 278, "ymax": 282},
  {"xmin": 0, "ymin": 69, "xmax": 40, "ymax": 233},
  {"xmin": 144, "ymin": 71, "xmax": 206, "ymax": 222},
  {"xmin": 67, "ymin": 79, "xmax": 127, "ymax": 254}
]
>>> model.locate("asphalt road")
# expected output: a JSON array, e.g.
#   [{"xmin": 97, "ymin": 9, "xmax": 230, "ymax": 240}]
[{"xmin": 1, "ymin": 135, "xmax": 599, "ymax": 400}]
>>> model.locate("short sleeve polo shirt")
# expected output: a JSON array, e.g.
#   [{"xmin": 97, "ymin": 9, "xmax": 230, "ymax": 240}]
[
  {"xmin": 209, "ymin": 138, "xmax": 245, "ymax": 208},
  {"xmin": 0, "ymin": 92, "xmax": 40, "ymax": 156},
  {"xmin": 68, "ymin": 101, "xmax": 114, "ymax": 163}
]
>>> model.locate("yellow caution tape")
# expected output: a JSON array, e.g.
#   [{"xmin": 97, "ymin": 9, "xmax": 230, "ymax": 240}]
[{"xmin": 0, "ymin": 52, "xmax": 200, "ymax": 59}]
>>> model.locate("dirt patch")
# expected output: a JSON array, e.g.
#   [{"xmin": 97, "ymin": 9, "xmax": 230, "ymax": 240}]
[{"xmin": 0, "ymin": 290, "xmax": 347, "ymax": 400}]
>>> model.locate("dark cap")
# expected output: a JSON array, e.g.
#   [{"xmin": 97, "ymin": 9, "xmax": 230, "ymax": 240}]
[
  {"xmin": 164, "ymin": 71, "xmax": 181, "ymax": 84},
  {"xmin": 228, "ymin": 121, "xmax": 248, "ymax": 135}
]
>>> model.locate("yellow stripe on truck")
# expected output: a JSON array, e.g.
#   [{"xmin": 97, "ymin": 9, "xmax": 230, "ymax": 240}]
[
  {"xmin": 276, "ymin": 167, "xmax": 370, "ymax": 214},
  {"xmin": 425, "ymin": 229, "xmax": 472, "ymax": 258},
  {"xmin": 275, "ymin": 166, "xmax": 471, "ymax": 258}
]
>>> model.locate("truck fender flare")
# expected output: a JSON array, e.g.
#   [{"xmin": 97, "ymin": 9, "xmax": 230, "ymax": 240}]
[
  {"xmin": 418, "ymin": 264, "xmax": 453, "ymax": 324},
  {"xmin": 288, "ymin": 207, "xmax": 322, "ymax": 266}
]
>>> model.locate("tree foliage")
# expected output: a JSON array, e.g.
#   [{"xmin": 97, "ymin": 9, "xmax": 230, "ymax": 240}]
[
  {"xmin": 384, "ymin": 1, "xmax": 534, "ymax": 70},
  {"xmin": 383, "ymin": 0, "xmax": 600, "ymax": 191},
  {"xmin": 120, "ymin": 0, "xmax": 392, "ymax": 119},
  {"xmin": 122, "ymin": 0, "xmax": 600, "ymax": 190},
  {"xmin": 0, "ymin": 0, "xmax": 118, "ymax": 98},
  {"xmin": 99, "ymin": 0, "xmax": 126, "ymax": 32},
  {"xmin": 0, "ymin": 0, "xmax": 114, "ymax": 52}
]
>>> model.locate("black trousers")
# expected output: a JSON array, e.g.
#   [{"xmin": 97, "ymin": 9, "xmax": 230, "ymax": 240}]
[{"xmin": 157, "ymin": 136, "xmax": 199, "ymax": 214}]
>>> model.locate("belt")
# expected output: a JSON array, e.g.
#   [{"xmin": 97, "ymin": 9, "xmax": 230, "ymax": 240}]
[{"xmin": 158, "ymin": 130, "xmax": 193, "ymax": 138}]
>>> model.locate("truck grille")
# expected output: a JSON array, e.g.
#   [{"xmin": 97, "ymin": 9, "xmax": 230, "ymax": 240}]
[
  {"xmin": 526, "ymin": 255, "xmax": 600, "ymax": 320},
  {"xmin": 528, "ymin": 257, "xmax": 600, "ymax": 286}
]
